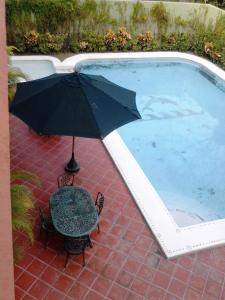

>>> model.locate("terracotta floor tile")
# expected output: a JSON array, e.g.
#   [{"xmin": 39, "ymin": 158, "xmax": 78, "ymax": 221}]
[
  {"xmin": 16, "ymin": 271, "xmax": 36, "ymax": 292},
  {"xmin": 77, "ymin": 268, "xmax": 97, "ymax": 288},
  {"xmin": 67, "ymin": 282, "xmax": 88, "ymax": 299},
  {"xmin": 144, "ymin": 254, "xmax": 161, "ymax": 269},
  {"xmin": 15, "ymin": 286, "xmax": 25, "ymax": 300},
  {"xmin": 50, "ymin": 255, "xmax": 66, "ymax": 270},
  {"xmin": 158, "ymin": 259, "xmax": 176, "ymax": 276},
  {"xmin": 40, "ymin": 266, "xmax": 61, "ymax": 285},
  {"xmin": 64, "ymin": 261, "xmax": 83, "ymax": 278},
  {"xmin": 125, "ymin": 291, "xmax": 143, "ymax": 300},
  {"xmin": 168, "ymin": 278, "xmax": 187, "ymax": 298},
  {"xmin": 28, "ymin": 279, "xmax": 50, "ymax": 299},
  {"xmin": 192, "ymin": 261, "xmax": 209, "ymax": 279},
  {"xmin": 189, "ymin": 273, "xmax": 206, "ymax": 292},
  {"xmin": 38, "ymin": 248, "xmax": 57, "ymax": 265},
  {"xmin": 109, "ymin": 224, "xmax": 124, "ymax": 238},
  {"xmin": 18, "ymin": 254, "xmax": 34, "ymax": 269},
  {"xmin": 53, "ymin": 273, "xmax": 74, "ymax": 293},
  {"xmin": 14, "ymin": 266, "xmax": 24, "ymax": 281},
  {"xmin": 116, "ymin": 269, "xmax": 134, "ymax": 288},
  {"xmin": 86, "ymin": 256, "xmax": 106, "ymax": 274},
  {"xmin": 84, "ymin": 290, "xmax": 104, "ymax": 300},
  {"xmin": 108, "ymin": 251, "xmax": 126, "ymax": 267},
  {"xmin": 44, "ymin": 288, "xmax": 66, "ymax": 300},
  {"xmin": 27, "ymin": 258, "xmax": 47, "ymax": 276},
  {"xmin": 184, "ymin": 288, "xmax": 202, "ymax": 300},
  {"xmin": 204, "ymin": 279, "xmax": 222, "ymax": 299},
  {"xmin": 22, "ymin": 294, "xmax": 37, "ymax": 300},
  {"xmin": 92, "ymin": 275, "xmax": 112, "ymax": 296},
  {"xmin": 130, "ymin": 278, "xmax": 149, "ymax": 297},
  {"xmin": 107, "ymin": 282, "xmax": 128, "ymax": 300},
  {"xmin": 102, "ymin": 263, "xmax": 119, "ymax": 281},
  {"xmin": 123, "ymin": 258, "xmax": 141, "ymax": 275},
  {"xmin": 153, "ymin": 270, "xmax": 171, "ymax": 289},
  {"xmin": 208, "ymin": 268, "xmax": 224, "ymax": 284},
  {"xmin": 164, "ymin": 293, "xmax": 181, "ymax": 300},
  {"xmin": 137, "ymin": 264, "xmax": 154, "ymax": 282},
  {"xmin": 178, "ymin": 256, "xmax": 194, "ymax": 271},
  {"xmin": 94, "ymin": 244, "xmax": 112, "ymax": 260},
  {"xmin": 173, "ymin": 265, "xmax": 190, "ymax": 283},
  {"xmin": 146, "ymin": 284, "xmax": 166, "ymax": 300}
]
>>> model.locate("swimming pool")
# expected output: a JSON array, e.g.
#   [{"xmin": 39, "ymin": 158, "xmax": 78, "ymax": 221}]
[
  {"xmin": 77, "ymin": 59, "xmax": 225, "ymax": 226},
  {"xmin": 12, "ymin": 52, "xmax": 225, "ymax": 257}
]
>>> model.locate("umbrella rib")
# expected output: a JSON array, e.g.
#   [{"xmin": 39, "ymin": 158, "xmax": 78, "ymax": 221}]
[{"xmin": 76, "ymin": 76, "xmax": 103, "ymax": 138}]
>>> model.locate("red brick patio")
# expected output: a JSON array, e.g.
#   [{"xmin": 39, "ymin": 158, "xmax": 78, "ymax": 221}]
[{"xmin": 11, "ymin": 115, "xmax": 225, "ymax": 300}]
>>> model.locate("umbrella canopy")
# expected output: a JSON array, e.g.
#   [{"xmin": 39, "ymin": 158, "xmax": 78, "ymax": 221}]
[
  {"xmin": 10, "ymin": 72, "xmax": 140, "ymax": 138},
  {"xmin": 10, "ymin": 72, "xmax": 141, "ymax": 171}
]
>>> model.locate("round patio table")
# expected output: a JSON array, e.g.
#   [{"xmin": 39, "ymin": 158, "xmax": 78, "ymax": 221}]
[{"xmin": 49, "ymin": 186, "xmax": 99, "ymax": 237}]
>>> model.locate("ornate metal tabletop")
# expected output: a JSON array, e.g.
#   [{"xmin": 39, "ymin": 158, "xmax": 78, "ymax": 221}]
[{"xmin": 49, "ymin": 186, "xmax": 99, "ymax": 237}]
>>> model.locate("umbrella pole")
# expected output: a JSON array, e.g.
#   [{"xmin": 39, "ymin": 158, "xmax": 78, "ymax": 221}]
[{"xmin": 65, "ymin": 136, "xmax": 80, "ymax": 172}]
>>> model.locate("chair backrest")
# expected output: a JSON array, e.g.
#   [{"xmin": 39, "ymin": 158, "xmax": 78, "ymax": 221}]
[
  {"xmin": 95, "ymin": 192, "xmax": 104, "ymax": 216},
  {"xmin": 39, "ymin": 207, "xmax": 53, "ymax": 229},
  {"xmin": 39, "ymin": 207, "xmax": 46, "ymax": 224},
  {"xmin": 57, "ymin": 172, "xmax": 74, "ymax": 188}
]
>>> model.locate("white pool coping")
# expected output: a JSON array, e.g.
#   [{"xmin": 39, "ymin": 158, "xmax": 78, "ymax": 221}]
[{"xmin": 12, "ymin": 52, "xmax": 225, "ymax": 258}]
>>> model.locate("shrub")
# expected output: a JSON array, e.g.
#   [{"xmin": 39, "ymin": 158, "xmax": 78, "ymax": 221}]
[
  {"xmin": 136, "ymin": 31, "xmax": 154, "ymax": 50},
  {"xmin": 23, "ymin": 31, "xmax": 66, "ymax": 53},
  {"xmin": 161, "ymin": 33, "xmax": 190, "ymax": 52},
  {"xmin": 24, "ymin": 31, "xmax": 39, "ymax": 49}
]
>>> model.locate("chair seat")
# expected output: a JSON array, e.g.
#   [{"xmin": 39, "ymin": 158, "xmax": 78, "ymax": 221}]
[{"xmin": 64, "ymin": 235, "xmax": 91, "ymax": 267}]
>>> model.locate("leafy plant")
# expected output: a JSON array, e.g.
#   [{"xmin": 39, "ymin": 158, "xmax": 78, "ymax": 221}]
[
  {"xmin": 11, "ymin": 170, "xmax": 41, "ymax": 262},
  {"xmin": 131, "ymin": 1, "xmax": 149, "ymax": 31},
  {"xmin": 150, "ymin": 2, "xmax": 169, "ymax": 39},
  {"xmin": 7, "ymin": 46, "xmax": 27, "ymax": 103},
  {"xmin": 136, "ymin": 31, "xmax": 154, "ymax": 50}
]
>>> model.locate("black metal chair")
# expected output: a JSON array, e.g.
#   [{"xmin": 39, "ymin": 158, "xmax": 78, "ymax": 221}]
[
  {"xmin": 64, "ymin": 236, "xmax": 91, "ymax": 267},
  {"xmin": 95, "ymin": 192, "xmax": 104, "ymax": 233},
  {"xmin": 39, "ymin": 207, "xmax": 56, "ymax": 249},
  {"xmin": 57, "ymin": 172, "xmax": 74, "ymax": 188}
]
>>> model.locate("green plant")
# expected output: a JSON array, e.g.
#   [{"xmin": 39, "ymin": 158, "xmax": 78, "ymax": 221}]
[
  {"xmin": 11, "ymin": 170, "xmax": 40, "ymax": 262},
  {"xmin": 116, "ymin": 27, "xmax": 133, "ymax": 51},
  {"xmin": 150, "ymin": 2, "xmax": 169, "ymax": 39},
  {"xmin": 115, "ymin": 2, "xmax": 128, "ymax": 29},
  {"xmin": 24, "ymin": 30, "xmax": 39, "ymax": 50},
  {"xmin": 7, "ymin": 46, "xmax": 27, "ymax": 103},
  {"xmin": 136, "ymin": 31, "xmax": 154, "ymax": 50},
  {"xmin": 174, "ymin": 16, "xmax": 187, "ymax": 32},
  {"xmin": 23, "ymin": 31, "xmax": 66, "ymax": 54},
  {"xmin": 131, "ymin": 1, "xmax": 149, "ymax": 30},
  {"xmin": 161, "ymin": 33, "xmax": 190, "ymax": 52}
]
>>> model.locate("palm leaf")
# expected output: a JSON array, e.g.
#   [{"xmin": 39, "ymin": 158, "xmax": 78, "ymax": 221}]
[
  {"xmin": 7, "ymin": 46, "xmax": 28, "ymax": 102},
  {"xmin": 11, "ymin": 170, "xmax": 41, "ymax": 187},
  {"xmin": 10, "ymin": 170, "xmax": 41, "ymax": 263},
  {"xmin": 12, "ymin": 217, "xmax": 34, "ymax": 243}
]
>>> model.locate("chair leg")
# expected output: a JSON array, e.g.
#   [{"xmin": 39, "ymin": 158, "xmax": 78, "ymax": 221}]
[
  {"xmin": 64, "ymin": 252, "xmax": 70, "ymax": 268},
  {"xmin": 44, "ymin": 231, "xmax": 49, "ymax": 249},
  {"xmin": 82, "ymin": 251, "xmax": 85, "ymax": 267},
  {"xmin": 87, "ymin": 236, "xmax": 93, "ymax": 248}
]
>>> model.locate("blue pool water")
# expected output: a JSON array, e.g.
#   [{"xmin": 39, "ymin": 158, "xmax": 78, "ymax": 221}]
[{"xmin": 79, "ymin": 59, "xmax": 225, "ymax": 225}]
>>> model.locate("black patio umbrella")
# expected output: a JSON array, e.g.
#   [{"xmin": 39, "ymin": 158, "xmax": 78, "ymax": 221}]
[{"xmin": 10, "ymin": 72, "xmax": 141, "ymax": 172}]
